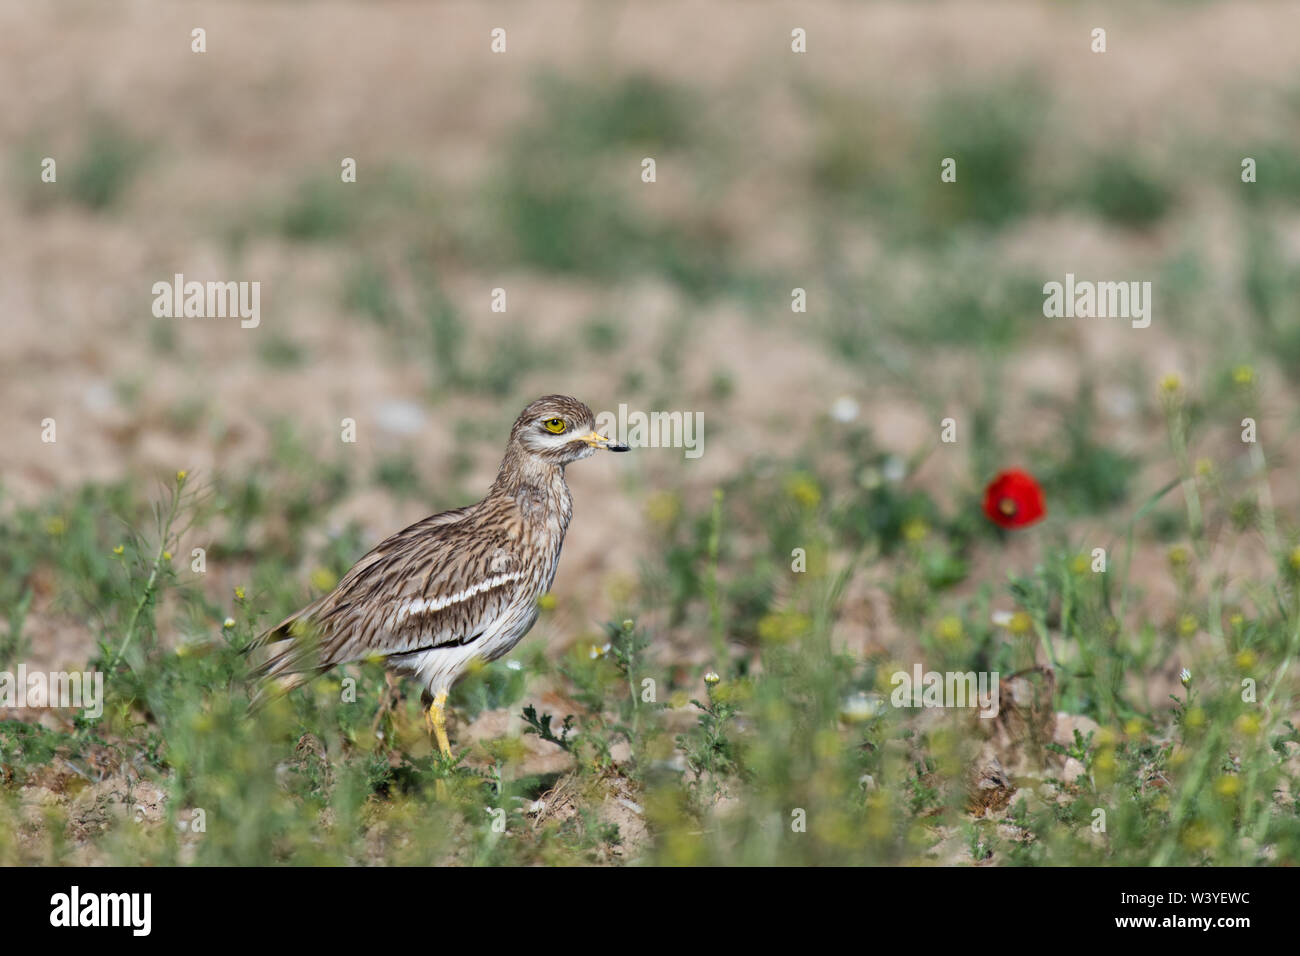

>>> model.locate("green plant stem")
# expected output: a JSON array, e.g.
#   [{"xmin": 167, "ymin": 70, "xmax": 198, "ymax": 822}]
[{"xmin": 110, "ymin": 482, "xmax": 182, "ymax": 669}]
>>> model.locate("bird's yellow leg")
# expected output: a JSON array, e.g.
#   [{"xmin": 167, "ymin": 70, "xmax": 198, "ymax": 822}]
[
  {"xmin": 425, "ymin": 690, "xmax": 452, "ymax": 758},
  {"xmin": 425, "ymin": 690, "xmax": 452, "ymax": 799}
]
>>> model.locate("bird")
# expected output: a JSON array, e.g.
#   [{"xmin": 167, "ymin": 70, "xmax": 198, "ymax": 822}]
[{"xmin": 245, "ymin": 395, "xmax": 629, "ymax": 759}]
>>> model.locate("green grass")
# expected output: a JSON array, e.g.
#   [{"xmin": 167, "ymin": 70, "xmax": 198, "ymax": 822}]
[
  {"xmin": 1243, "ymin": 218, "xmax": 1300, "ymax": 381},
  {"xmin": 825, "ymin": 244, "xmax": 1043, "ymax": 356},
  {"xmin": 1073, "ymin": 151, "xmax": 1176, "ymax": 229},
  {"xmin": 278, "ymin": 177, "xmax": 358, "ymax": 241},
  {"xmin": 68, "ymin": 123, "xmax": 148, "ymax": 211},
  {"xmin": 1239, "ymin": 142, "xmax": 1300, "ymax": 206},
  {"xmin": 808, "ymin": 77, "xmax": 1048, "ymax": 239},
  {"xmin": 14, "ymin": 121, "xmax": 148, "ymax": 213},
  {"xmin": 491, "ymin": 73, "xmax": 735, "ymax": 295}
]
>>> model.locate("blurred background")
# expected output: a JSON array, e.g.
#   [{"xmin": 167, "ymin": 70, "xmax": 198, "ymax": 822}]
[{"xmin": 2, "ymin": 1, "xmax": 1299, "ymax": 865}]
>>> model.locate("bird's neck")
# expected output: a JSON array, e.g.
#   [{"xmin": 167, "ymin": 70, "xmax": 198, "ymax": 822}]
[{"xmin": 488, "ymin": 446, "xmax": 573, "ymax": 530}]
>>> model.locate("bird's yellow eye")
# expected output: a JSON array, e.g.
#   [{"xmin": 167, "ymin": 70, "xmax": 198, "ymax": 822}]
[{"xmin": 544, "ymin": 418, "xmax": 567, "ymax": 434}]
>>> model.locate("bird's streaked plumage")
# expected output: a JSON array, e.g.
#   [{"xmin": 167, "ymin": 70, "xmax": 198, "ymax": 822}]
[{"xmin": 245, "ymin": 395, "xmax": 627, "ymax": 750}]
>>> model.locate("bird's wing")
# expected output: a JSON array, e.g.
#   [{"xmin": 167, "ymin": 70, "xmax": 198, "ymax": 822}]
[
  {"xmin": 248, "ymin": 506, "xmax": 529, "ymax": 682},
  {"xmin": 315, "ymin": 535, "xmax": 529, "ymax": 664}
]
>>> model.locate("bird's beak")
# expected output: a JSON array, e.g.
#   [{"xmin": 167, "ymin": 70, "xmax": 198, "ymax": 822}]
[{"xmin": 577, "ymin": 431, "xmax": 630, "ymax": 452}]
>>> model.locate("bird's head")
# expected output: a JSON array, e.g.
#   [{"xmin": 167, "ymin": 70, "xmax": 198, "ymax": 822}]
[{"xmin": 509, "ymin": 395, "xmax": 630, "ymax": 465}]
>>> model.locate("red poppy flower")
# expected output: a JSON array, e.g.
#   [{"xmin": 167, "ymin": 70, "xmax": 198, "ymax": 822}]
[{"xmin": 983, "ymin": 469, "xmax": 1046, "ymax": 529}]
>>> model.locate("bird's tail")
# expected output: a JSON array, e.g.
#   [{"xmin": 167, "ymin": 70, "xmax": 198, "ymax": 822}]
[{"xmin": 242, "ymin": 607, "xmax": 331, "ymax": 712}]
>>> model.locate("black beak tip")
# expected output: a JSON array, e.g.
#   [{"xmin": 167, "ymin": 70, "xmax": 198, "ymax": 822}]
[{"xmin": 608, "ymin": 443, "xmax": 631, "ymax": 452}]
